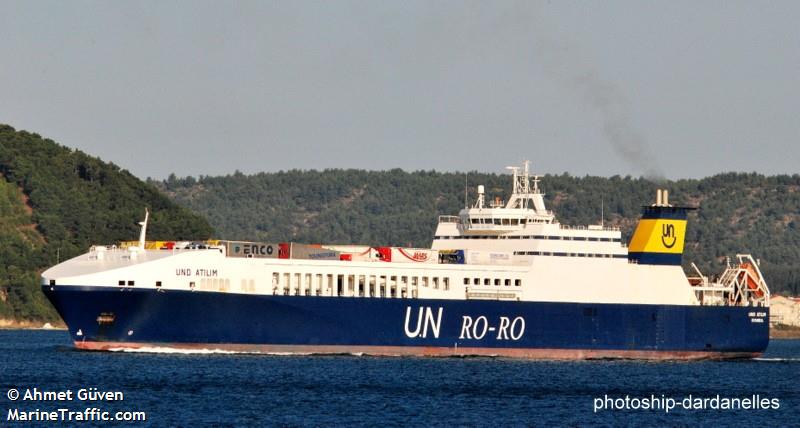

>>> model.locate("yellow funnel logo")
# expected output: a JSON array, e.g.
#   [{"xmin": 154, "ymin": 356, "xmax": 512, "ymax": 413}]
[
  {"xmin": 629, "ymin": 219, "xmax": 686, "ymax": 254},
  {"xmin": 661, "ymin": 224, "xmax": 677, "ymax": 249}
]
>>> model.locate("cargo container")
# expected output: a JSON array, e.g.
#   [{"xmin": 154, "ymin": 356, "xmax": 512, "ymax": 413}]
[
  {"xmin": 322, "ymin": 245, "xmax": 379, "ymax": 261},
  {"xmin": 375, "ymin": 247, "xmax": 438, "ymax": 263},
  {"xmin": 289, "ymin": 243, "xmax": 340, "ymax": 261},
  {"xmin": 465, "ymin": 250, "xmax": 513, "ymax": 266},
  {"xmin": 224, "ymin": 241, "xmax": 281, "ymax": 258},
  {"xmin": 438, "ymin": 249, "xmax": 465, "ymax": 264}
]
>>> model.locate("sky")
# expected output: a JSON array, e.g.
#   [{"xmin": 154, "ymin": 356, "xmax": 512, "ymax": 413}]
[{"xmin": 1, "ymin": 1, "xmax": 798, "ymax": 180}]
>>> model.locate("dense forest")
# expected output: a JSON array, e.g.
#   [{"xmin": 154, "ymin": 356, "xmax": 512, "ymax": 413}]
[
  {"xmin": 0, "ymin": 125, "xmax": 213, "ymax": 322},
  {"xmin": 154, "ymin": 169, "xmax": 800, "ymax": 296}
]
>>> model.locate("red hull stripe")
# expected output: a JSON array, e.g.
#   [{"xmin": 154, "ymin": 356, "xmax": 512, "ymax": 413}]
[{"xmin": 74, "ymin": 341, "xmax": 760, "ymax": 361}]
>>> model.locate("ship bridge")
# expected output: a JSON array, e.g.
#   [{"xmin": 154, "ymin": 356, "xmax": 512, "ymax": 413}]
[
  {"xmin": 432, "ymin": 161, "xmax": 626, "ymax": 259},
  {"xmin": 456, "ymin": 161, "xmax": 555, "ymax": 234}
]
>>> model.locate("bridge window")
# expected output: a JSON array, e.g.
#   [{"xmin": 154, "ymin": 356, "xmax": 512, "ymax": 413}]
[
  {"xmin": 463, "ymin": 278, "xmax": 469, "ymax": 285},
  {"xmin": 484, "ymin": 278, "xmax": 490, "ymax": 286},
  {"xmin": 156, "ymin": 281, "xmax": 162, "ymax": 288},
  {"xmin": 504, "ymin": 279, "xmax": 511, "ymax": 286},
  {"xmin": 432, "ymin": 277, "xmax": 439, "ymax": 289},
  {"xmin": 473, "ymin": 278, "xmax": 480, "ymax": 285},
  {"xmin": 443, "ymin": 278, "xmax": 450, "ymax": 291},
  {"xmin": 494, "ymin": 279, "xmax": 501, "ymax": 286},
  {"xmin": 515, "ymin": 279, "xmax": 522, "ymax": 287},
  {"xmin": 127, "ymin": 280, "xmax": 134, "ymax": 286},
  {"xmin": 118, "ymin": 280, "xmax": 125, "ymax": 286}
]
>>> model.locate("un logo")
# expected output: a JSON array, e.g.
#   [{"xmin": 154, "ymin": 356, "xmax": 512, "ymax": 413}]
[{"xmin": 661, "ymin": 224, "xmax": 677, "ymax": 248}]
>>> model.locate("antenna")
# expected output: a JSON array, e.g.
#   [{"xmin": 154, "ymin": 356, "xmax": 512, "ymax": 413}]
[
  {"xmin": 601, "ymin": 197, "xmax": 604, "ymax": 228},
  {"xmin": 138, "ymin": 208, "xmax": 149, "ymax": 249}
]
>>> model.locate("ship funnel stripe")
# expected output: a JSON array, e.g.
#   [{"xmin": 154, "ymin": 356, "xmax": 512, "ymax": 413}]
[
  {"xmin": 639, "ymin": 207, "xmax": 689, "ymax": 220},
  {"xmin": 628, "ymin": 219, "xmax": 687, "ymax": 254},
  {"xmin": 627, "ymin": 252, "xmax": 683, "ymax": 266}
]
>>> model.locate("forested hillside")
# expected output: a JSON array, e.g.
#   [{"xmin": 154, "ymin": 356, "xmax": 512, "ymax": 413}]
[
  {"xmin": 154, "ymin": 169, "xmax": 800, "ymax": 296},
  {"xmin": 0, "ymin": 125, "xmax": 214, "ymax": 322}
]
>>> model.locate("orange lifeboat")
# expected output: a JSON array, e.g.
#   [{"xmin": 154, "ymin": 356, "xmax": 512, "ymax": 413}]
[{"xmin": 738, "ymin": 262, "xmax": 764, "ymax": 298}]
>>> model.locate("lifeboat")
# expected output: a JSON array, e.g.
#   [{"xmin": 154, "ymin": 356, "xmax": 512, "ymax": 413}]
[{"xmin": 738, "ymin": 262, "xmax": 765, "ymax": 298}]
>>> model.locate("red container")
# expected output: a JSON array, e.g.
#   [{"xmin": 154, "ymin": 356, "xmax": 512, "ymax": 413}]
[
  {"xmin": 376, "ymin": 247, "xmax": 392, "ymax": 262},
  {"xmin": 278, "ymin": 243, "xmax": 290, "ymax": 259}
]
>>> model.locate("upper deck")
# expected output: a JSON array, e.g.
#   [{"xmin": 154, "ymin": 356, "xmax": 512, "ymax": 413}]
[{"xmin": 432, "ymin": 161, "xmax": 627, "ymax": 258}]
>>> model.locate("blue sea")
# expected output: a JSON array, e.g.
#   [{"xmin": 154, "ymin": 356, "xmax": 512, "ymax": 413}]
[{"xmin": 1, "ymin": 330, "xmax": 797, "ymax": 426}]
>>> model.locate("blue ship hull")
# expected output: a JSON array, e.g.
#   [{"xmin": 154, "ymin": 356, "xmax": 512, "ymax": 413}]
[{"xmin": 42, "ymin": 285, "xmax": 769, "ymax": 359}]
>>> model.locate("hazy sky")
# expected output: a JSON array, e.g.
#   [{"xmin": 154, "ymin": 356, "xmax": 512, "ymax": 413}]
[{"xmin": 1, "ymin": 1, "xmax": 798, "ymax": 180}]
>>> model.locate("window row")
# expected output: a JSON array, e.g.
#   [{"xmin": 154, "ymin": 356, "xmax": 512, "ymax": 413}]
[
  {"xmin": 435, "ymin": 235, "xmax": 621, "ymax": 242},
  {"xmin": 469, "ymin": 218, "xmax": 524, "ymax": 225},
  {"xmin": 513, "ymin": 251, "xmax": 627, "ymax": 258},
  {"xmin": 270, "ymin": 272, "xmax": 451, "ymax": 298},
  {"xmin": 463, "ymin": 277, "xmax": 522, "ymax": 287}
]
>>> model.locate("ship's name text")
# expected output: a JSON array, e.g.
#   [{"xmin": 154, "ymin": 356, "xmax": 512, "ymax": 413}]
[{"xmin": 175, "ymin": 268, "xmax": 218, "ymax": 277}]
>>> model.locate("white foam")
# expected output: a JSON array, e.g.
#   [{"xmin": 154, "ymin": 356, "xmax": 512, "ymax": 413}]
[
  {"xmin": 107, "ymin": 346, "xmax": 254, "ymax": 355},
  {"xmin": 753, "ymin": 357, "xmax": 800, "ymax": 362},
  {"xmin": 105, "ymin": 346, "xmax": 320, "ymax": 356}
]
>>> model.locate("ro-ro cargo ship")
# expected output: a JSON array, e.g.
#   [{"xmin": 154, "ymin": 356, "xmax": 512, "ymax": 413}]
[{"xmin": 42, "ymin": 162, "xmax": 770, "ymax": 359}]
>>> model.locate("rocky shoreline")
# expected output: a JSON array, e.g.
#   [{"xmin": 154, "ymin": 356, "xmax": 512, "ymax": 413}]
[{"xmin": 770, "ymin": 324, "xmax": 800, "ymax": 339}]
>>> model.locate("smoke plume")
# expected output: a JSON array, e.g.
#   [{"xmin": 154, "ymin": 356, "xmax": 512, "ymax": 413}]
[{"xmin": 530, "ymin": 21, "xmax": 665, "ymax": 180}]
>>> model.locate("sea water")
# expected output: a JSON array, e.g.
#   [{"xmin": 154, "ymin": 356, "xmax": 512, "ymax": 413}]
[{"xmin": 1, "ymin": 330, "xmax": 797, "ymax": 426}]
